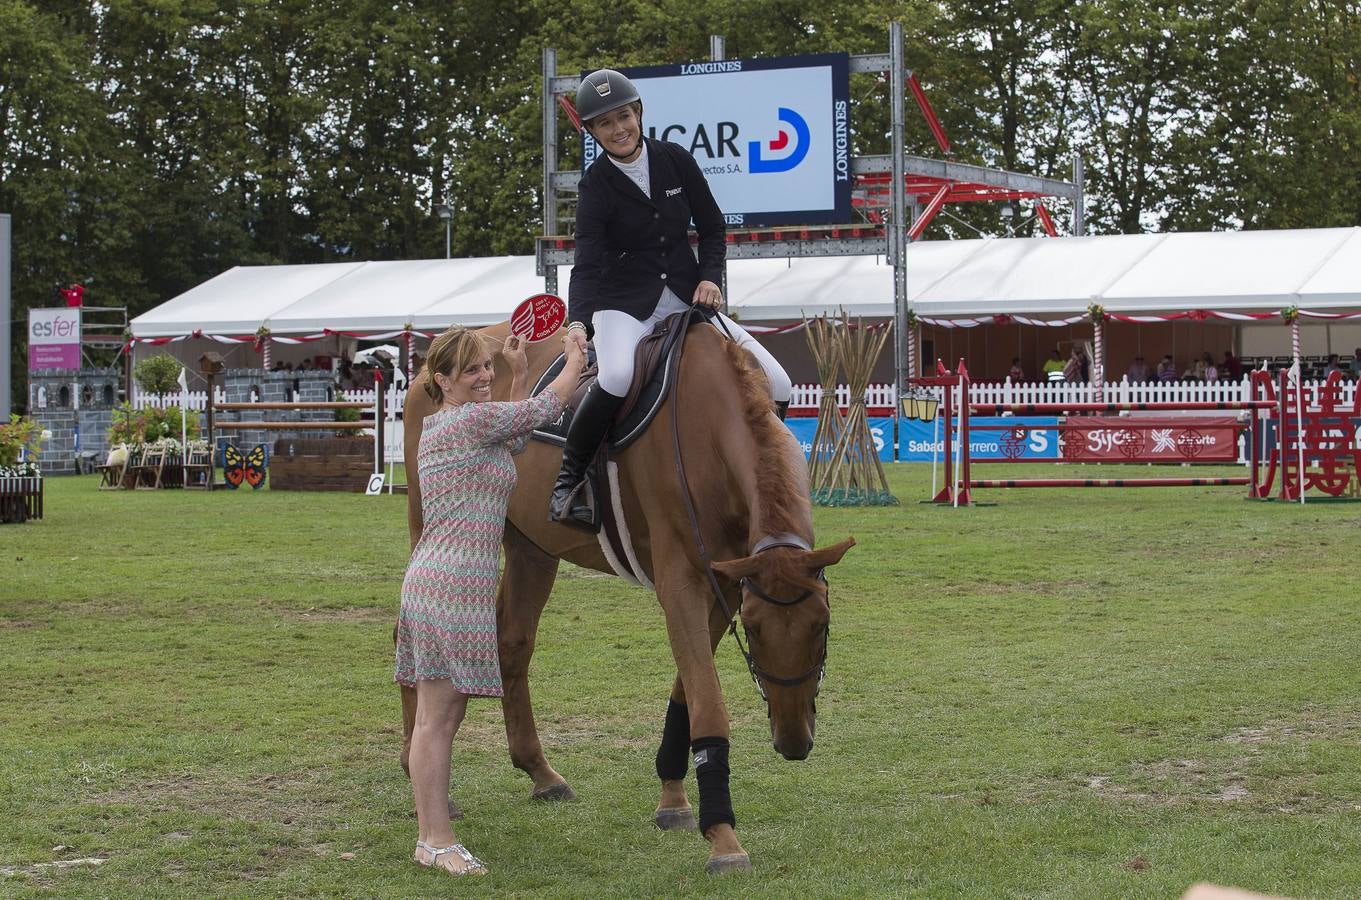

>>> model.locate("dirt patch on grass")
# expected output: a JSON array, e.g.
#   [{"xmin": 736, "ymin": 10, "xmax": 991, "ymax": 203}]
[
  {"xmin": 279, "ymin": 606, "xmax": 392, "ymax": 624},
  {"xmin": 1222, "ymin": 710, "xmax": 1361, "ymax": 747},
  {"xmin": 1079, "ymin": 759, "xmax": 1251, "ymax": 806},
  {"xmin": 91, "ymin": 771, "xmax": 331, "ymax": 824}
]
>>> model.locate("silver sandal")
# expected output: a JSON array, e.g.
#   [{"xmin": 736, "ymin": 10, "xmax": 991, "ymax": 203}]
[{"xmin": 415, "ymin": 840, "xmax": 488, "ymax": 876}]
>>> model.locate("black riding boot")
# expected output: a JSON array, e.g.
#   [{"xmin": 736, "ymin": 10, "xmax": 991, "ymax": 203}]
[
  {"xmin": 549, "ymin": 385, "xmax": 625, "ymax": 527},
  {"xmin": 775, "ymin": 399, "xmax": 790, "ymax": 421}
]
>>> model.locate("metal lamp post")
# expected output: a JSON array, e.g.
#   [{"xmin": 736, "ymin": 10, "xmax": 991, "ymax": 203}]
[{"xmin": 434, "ymin": 203, "xmax": 453, "ymax": 259}]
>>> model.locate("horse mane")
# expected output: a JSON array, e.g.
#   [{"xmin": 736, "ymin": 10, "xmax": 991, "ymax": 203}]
[{"xmin": 721, "ymin": 340, "xmax": 812, "ymax": 553}]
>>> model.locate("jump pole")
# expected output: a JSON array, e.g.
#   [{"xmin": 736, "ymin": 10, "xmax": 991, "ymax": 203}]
[
  {"xmin": 953, "ymin": 366, "xmax": 1276, "ymax": 499},
  {"xmin": 971, "ymin": 477, "xmax": 1250, "ymax": 488}
]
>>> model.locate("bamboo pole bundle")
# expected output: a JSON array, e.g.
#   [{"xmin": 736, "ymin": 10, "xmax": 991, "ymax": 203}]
[
  {"xmin": 813, "ymin": 312, "xmax": 897, "ymax": 506},
  {"xmin": 803, "ymin": 314, "xmax": 844, "ymax": 488}
]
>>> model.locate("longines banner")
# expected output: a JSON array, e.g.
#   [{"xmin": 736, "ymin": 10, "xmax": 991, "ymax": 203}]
[
  {"xmin": 28, "ymin": 307, "xmax": 82, "ymax": 371},
  {"xmin": 582, "ymin": 53, "xmax": 852, "ymax": 227}
]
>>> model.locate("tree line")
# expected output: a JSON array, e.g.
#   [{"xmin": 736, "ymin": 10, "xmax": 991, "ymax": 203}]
[{"xmin": 3, "ymin": 0, "xmax": 1358, "ymax": 411}]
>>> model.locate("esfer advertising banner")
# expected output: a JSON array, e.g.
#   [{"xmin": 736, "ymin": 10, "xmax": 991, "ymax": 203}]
[
  {"xmin": 28, "ymin": 307, "xmax": 82, "ymax": 371},
  {"xmin": 582, "ymin": 54, "xmax": 852, "ymax": 227}
]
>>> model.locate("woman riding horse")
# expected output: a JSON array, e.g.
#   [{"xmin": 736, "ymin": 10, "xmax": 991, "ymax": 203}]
[{"xmin": 549, "ymin": 68, "xmax": 794, "ymax": 527}]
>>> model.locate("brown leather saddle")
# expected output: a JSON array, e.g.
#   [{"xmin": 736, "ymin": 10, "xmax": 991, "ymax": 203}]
[{"xmin": 530, "ymin": 310, "xmax": 701, "ymax": 452}]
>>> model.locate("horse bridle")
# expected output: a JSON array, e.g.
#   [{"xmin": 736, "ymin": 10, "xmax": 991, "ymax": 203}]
[
  {"xmin": 728, "ymin": 534, "xmax": 830, "ymax": 701},
  {"xmin": 668, "ymin": 308, "xmax": 830, "ymax": 702}
]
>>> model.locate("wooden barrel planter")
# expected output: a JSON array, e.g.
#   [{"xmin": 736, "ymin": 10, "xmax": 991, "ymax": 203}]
[
  {"xmin": 269, "ymin": 437, "xmax": 373, "ymax": 492},
  {"xmin": 0, "ymin": 476, "xmax": 44, "ymax": 523}
]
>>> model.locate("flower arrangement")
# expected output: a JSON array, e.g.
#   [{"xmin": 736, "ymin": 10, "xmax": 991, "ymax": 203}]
[
  {"xmin": 1281, "ymin": 304, "xmax": 1299, "ymax": 324},
  {"xmin": 0, "ymin": 414, "xmax": 44, "ymax": 477},
  {"xmin": 108, "ymin": 403, "xmax": 202, "ymax": 450},
  {"xmin": 1087, "ymin": 302, "xmax": 1106, "ymax": 323}
]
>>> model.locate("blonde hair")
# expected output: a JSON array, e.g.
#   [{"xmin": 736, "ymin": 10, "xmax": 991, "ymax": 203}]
[{"xmin": 424, "ymin": 326, "xmax": 492, "ymax": 405}]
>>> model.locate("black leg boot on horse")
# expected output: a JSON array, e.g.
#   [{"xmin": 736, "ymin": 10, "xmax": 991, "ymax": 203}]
[{"xmin": 548, "ymin": 384, "xmax": 624, "ymax": 528}]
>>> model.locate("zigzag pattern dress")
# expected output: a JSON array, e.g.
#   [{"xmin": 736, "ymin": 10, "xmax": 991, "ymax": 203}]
[{"xmin": 394, "ymin": 390, "xmax": 564, "ymax": 694}]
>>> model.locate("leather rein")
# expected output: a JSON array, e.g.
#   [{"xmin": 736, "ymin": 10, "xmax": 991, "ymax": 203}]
[{"xmin": 668, "ymin": 308, "xmax": 828, "ymax": 702}]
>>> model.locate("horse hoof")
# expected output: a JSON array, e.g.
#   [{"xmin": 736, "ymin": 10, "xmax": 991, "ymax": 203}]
[
  {"xmin": 531, "ymin": 782, "xmax": 577, "ymax": 802},
  {"xmin": 705, "ymin": 853, "xmax": 752, "ymax": 875},
  {"xmin": 448, "ymin": 798, "xmax": 463, "ymax": 820},
  {"xmin": 655, "ymin": 808, "xmax": 697, "ymax": 831}
]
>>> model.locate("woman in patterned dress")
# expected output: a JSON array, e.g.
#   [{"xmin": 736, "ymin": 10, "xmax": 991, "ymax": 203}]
[{"xmin": 395, "ymin": 325, "xmax": 584, "ymax": 876}]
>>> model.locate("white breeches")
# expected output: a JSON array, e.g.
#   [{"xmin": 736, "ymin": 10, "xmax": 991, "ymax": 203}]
[{"xmin": 590, "ymin": 289, "xmax": 793, "ymax": 401}]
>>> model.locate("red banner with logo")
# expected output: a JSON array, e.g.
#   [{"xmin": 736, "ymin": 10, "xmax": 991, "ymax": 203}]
[{"xmin": 1058, "ymin": 417, "xmax": 1241, "ymax": 463}]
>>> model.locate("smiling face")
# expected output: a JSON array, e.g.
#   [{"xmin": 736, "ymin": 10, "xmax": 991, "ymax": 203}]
[
  {"xmin": 435, "ymin": 352, "xmax": 494, "ymax": 407},
  {"xmin": 587, "ymin": 103, "xmax": 642, "ymax": 162}
]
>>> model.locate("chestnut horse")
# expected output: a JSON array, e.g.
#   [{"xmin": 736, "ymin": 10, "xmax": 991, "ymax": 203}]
[{"xmin": 398, "ymin": 319, "xmax": 853, "ymax": 873}]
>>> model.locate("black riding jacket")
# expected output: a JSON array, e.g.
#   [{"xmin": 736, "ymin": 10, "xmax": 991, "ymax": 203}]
[{"xmin": 567, "ymin": 138, "xmax": 726, "ymax": 338}]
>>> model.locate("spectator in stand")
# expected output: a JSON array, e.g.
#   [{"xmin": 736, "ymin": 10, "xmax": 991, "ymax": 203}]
[
  {"xmin": 1063, "ymin": 347, "xmax": 1087, "ymax": 382},
  {"xmin": 1221, "ymin": 350, "xmax": 1242, "ymax": 380},
  {"xmin": 1202, "ymin": 352, "xmax": 1218, "ymax": 382},
  {"xmin": 1008, "ymin": 357, "xmax": 1024, "ymax": 381},
  {"xmin": 1324, "ymin": 353, "xmax": 1342, "ymax": 377},
  {"xmin": 1043, "ymin": 348, "xmax": 1066, "ymax": 383},
  {"xmin": 1157, "ymin": 354, "xmax": 1178, "ymax": 381},
  {"xmin": 300, "ymin": 359, "xmax": 313, "ymax": 371},
  {"xmin": 1126, "ymin": 355, "xmax": 1149, "ymax": 382},
  {"xmin": 1353, "ymin": 347, "xmax": 1360, "ymax": 373}
]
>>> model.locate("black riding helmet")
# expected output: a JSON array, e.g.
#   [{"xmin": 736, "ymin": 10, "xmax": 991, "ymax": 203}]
[
  {"xmin": 577, "ymin": 69, "xmax": 643, "ymax": 159},
  {"xmin": 576, "ymin": 68, "xmax": 640, "ymax": 122}
]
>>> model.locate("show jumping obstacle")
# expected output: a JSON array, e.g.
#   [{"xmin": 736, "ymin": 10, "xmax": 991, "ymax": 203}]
[
  {"xmin": 206, "ymin": 393, "xmax": 386, "ymax": 491},
  {"xmin": 915, "ymin": 365, "xmax": 1360, "ymax": 504}
]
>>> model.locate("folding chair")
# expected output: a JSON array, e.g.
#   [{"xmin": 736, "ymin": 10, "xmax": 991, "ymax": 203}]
[
  {"xmin": 96, "ymin": 445, "xmax": 130, "ymax": 490},
  {"xmin": 183, "ymin": 442, "xmax": 213, "ymax": 490},
  {"xmin": 134, "ymin": 445, "xmax": 165, "ymax": 489}
]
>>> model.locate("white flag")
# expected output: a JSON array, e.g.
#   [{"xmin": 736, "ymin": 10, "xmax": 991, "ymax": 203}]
[
  {"xmin": 1286, "ymin": 359, "xmax": 1301, "ymax": 386},
  {"xmin": 177, "ymin": 367, "xmax": 189, "ymax": 392}
]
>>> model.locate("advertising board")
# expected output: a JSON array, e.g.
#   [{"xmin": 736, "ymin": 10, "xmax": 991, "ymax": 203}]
[
  {"xmin": 582, "ymin": 54, "xmax": 851, "ymax": 227},
  {"xmin": 28, "ymin": 307, "xmax": 82, "ymax": 370}
]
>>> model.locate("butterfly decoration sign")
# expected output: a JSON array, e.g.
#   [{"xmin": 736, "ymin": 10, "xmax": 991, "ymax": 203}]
[
  {"xmin": 509, "ymin": 293, "xmax": 566, "ymax": 343},
  {"xmin": 223, "ymin": 444, "xmax": 268, "ymax": 489}
]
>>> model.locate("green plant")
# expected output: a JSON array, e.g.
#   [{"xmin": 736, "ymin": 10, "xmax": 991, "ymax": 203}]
[
  {"xmin": 0, "ymin": 414, "xmax": 44, "ymax": 468},
  {"xmin": 162, "ymin": 404, "xmax": 203, "ymax": 442},
  {"xmin": 108, "ymin": 403, "xmax": 199, "ymax": 447},
  {"xmin": 134, "ymin": 353, "xmax": 185, "ymax": 395},
  {"xmin": 335, "ymin": 391, "xmax": 361, "ymax": 423}
]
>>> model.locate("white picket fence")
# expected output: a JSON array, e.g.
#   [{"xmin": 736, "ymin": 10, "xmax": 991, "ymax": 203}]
[
  {"xmin": 133, "ymin": 386, "xmax": 407, "ymax": 410},
  {"xmin": 134, "ymin": 377, "xmax": 1359, "ymax": 419},
  {"xmin": 792, "ymin": 377, "xmax": 1357, "ymax": 411},
  {"xmin": 789, "ymin": 383, "xmax": 898, "ymax": 409}
]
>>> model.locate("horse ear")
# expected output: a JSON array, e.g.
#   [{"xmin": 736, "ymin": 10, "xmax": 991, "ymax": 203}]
[
  {"xmin": 801, "ymin": 537, "xmax": 855, "ymax": 571},
  {"xmin": 712, "ymin": 554, "xmax": 762, "ymax": 582}
]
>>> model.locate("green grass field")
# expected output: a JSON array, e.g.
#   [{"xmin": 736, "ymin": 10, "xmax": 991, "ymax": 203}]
[{"xmin": 3, "ymin": 466, "xmax": 1359, "ymax": 898}]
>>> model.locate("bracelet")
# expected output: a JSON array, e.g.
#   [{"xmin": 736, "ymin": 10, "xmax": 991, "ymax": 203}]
[{"xmin": 566, "ymin": 321, "xmax": 587, "ymax": 333}]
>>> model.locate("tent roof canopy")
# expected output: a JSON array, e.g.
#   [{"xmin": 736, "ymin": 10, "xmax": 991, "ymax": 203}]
[{"xmin": 130, "ymin": 227, "xmax": 1361, "ymax": 339}]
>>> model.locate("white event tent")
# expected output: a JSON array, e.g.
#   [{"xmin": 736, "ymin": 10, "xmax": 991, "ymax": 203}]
[{"xmin": 129, "ymin": 227, "xmax": 1361, "ymax": 372}]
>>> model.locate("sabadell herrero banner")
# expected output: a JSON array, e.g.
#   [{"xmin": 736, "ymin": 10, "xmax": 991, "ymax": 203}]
[{"xmin": 582, "ymin": 53, "xmax": 852, "ymax": 228}]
